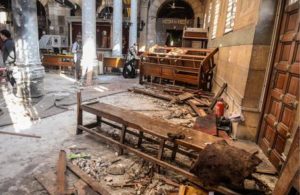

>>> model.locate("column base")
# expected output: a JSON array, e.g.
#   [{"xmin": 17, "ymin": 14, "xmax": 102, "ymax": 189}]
[{"xmin": 12, "ymin": 65, "xmax": 45, "ymax": 98}]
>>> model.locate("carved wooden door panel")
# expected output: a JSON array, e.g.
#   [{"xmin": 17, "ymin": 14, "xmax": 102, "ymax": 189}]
[{"xmin": 259, "ymin": 0, "xmax": 300, "ymax": 170}]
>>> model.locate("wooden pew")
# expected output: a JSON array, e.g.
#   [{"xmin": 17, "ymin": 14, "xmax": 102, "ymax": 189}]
[
  {"xmin": 75, "ymin": 92, "xmax": 239, "ymax": 195},
  {"xmin": 42, "ymin": 54, "xmax": 75, "ymax": 74},
  {"xmin": 140, "ymin": 46, "xmax": 218, "ymax": 90}
]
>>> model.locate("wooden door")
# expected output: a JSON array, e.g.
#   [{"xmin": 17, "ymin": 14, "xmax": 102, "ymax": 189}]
[{"xmin": 259, "ymin": 0, "xmax": 300, "ymax": 170}]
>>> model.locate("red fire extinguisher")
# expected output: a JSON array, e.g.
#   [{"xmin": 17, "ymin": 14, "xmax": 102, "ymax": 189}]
[{"xmin": 215, "ymin": 99, "xmax": 225, "ymax": 117}]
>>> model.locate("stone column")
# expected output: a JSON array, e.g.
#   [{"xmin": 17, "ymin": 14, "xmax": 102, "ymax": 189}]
[
  {"xmin": 112, "ymin": 0, "xmax": 123, "ymax": 57},
  {"xmin": 11, "ymin": 0, "xmax": 45, "ymax": 98},
  {"xmin": 129, "ymin": 0, "xmax": 138, "ymax": 48},
  {"xmin": 81, "ymin": 0, "xmax": 97, "ymax": 85}
]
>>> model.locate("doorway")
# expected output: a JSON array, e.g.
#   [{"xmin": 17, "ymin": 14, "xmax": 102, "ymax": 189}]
[
  {"xmin": 165, "ymin": 29, "xmax": 183, "ymax": 47},
  {"xmin": 156, "ymin": 0, "xmax": 194, "ymax": 46}
]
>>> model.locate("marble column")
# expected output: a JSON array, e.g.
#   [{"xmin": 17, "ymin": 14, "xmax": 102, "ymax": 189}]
[
  {"xmin": 81, "ymin": 0, "xmax": 97, "ymax": 84},
  {"xmin": 112, "ymin": 0, "xmax": 123, "ymax": 57},
  {"xmin": 11, "ymin": 0, "xmax": 45, "ymax": 98},
  {"xmin": 129, "ymin": 0, "xmax": 138, "ymax": 48}
]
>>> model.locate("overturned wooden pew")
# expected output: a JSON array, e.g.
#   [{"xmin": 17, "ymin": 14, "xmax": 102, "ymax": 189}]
[{"xmin": 76, "ymin": 91, "xmax": 239, "ymax": 195}]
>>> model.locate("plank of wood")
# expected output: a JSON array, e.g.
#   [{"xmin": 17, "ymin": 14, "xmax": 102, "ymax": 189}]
[
  {"xmin": 56, "ymin": 150, "xmax": 67, "ymax": 195},
  {"xmin": 187, "ymin": 100, "xmax": 207, "ymax": 117},
  {"xmin": 273, "ymin": 148, "xmax": 299, "ymax": 194},
  {"xmin": 171, "ymin": 92, "xmax": 194, "ymax": 104},
  {"xmin": 273, "ymin": 128, "xmax": 300, "ymax": 195},
  {"xmin": 77, "ymin": 91, "xmax": 83, "ymax": 134},
  {"xmin": 67, "ymin": 162, "xmax": 111, "ymax": 195},
  {"xmin": 129, "ymin": 88, "xmax": 172, "ymax": 101},
  {"xmin": 0, "ymin": 130, "xmax": 41, "ymax": 138},
  {"xmin": 209, "ymin": 83, "xmax": 227, "ymax": 111},
  {"xmin": 74, "ymin": 180, "xmax": 88, "ymax": 195},
  {"xmin": 35, "ymin": 172, "xmax": 56, "ymax": 195},
  {"xmin": 177, "ymin": 92, "xmax": 194, "ymax": 101},
  {"xmin": 255, "ymin": 168, "xmax": 277, "ymax": 175},
  {"xmin": 82, "ymin": 102, "xmax": 220, "ymax": 151}
]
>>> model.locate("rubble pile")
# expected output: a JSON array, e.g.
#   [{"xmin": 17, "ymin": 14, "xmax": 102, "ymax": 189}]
[{"xmin": 70, "ymin": 153, "xmax": 180, "ymax": 194}]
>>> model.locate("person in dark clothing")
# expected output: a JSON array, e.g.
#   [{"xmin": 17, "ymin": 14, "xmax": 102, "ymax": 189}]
[
  {"xmin": 0, "ymin": 30, "xmax": 16, "ymax": 86},
  {"xmin": 0, "ymin": 30, "xmax": 16, "ymax": 66}
]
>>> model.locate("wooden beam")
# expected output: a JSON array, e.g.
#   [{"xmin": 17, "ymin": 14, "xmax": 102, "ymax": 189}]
[
  {"xmin": 67, "ymin": 162, "xmax": 111, "ymax": 195},
  {"xmin": 35, "ymin": 172, "xmax": 56, "ymax": 195},
  {"xmin": 0, "ymin": 130, "xmax": 41, "ymax": 139},
  {"xmin": 187, "ymin": 100, "xmax": 207, "ymax": 117},
  {"xmin": 73, "ymin": 180, "xmax": 88, "ymax": 195},
  {"xmin": 77, "ymin": 91, "xmax": 83, "ymax": 134},
  {"xmin": 209, "ymin": 83, "xmax": 227, "ymax": 111},
  {"xmin": 129, "ymin": 88, "xmax": 172, "ymax": 101},
  {"xmin": 56, "ymin": 150, "xmax": 67, "ymax": 195}
]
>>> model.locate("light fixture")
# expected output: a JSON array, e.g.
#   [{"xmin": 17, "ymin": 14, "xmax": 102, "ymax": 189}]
[{"xmin": 0, "ymin": 4, "xmax": 8, "ymax": 24}]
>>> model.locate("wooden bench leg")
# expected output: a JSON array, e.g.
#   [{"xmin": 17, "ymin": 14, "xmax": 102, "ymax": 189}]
[
  {"xmin": 96, "ymin": 116, "xmax": 102, "ymax": 130},
  {"xmin": 118, "ymin": 125, "xmax": 127, "ymax": 155},
  {"xmin": 171, "ymin": 143, "xmax": 178, "ymax": 160},
  {"xmin": 137, "ymin": 131, "xmax": 143, "ymax": 148},
  {"xmin": 156, "ymin": 139, "xmax": 165, "ymax": 172},
  {"xmin": 76, "ymin": 91, "xmax": 83, "ymax": 135}
]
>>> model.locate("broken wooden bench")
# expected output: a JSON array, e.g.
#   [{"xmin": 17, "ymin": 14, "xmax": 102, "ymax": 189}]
[
  {"xmin": 76, "ymin": 92, "xmax": 239, "ymax": 195},
  {"xmin": 139, "ymin": 46, "xmax": 218, "ymax": 90}
]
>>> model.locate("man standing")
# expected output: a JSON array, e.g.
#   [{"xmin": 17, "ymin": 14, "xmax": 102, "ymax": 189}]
[
  {"xmin": 0, "ymin": 30, "xmax": 16, "ymax": 86},
  {"xmin": 71, "ymin": 35, "xmax": 82, "ymax": 80}
]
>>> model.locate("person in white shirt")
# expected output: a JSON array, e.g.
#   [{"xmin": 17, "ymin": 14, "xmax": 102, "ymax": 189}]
[{"xmin": 71, "ymin": 35, "xmax": 82, "ymax": 80}]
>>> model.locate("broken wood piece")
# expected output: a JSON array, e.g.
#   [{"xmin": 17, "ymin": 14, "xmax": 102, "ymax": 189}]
[
  {"xmin": 35, "ymin": 172, "xmax": 57, "ymax": 195},
  {"xmin": 178, "ymin": 185, "xmax": 208, "ymax": 195},
  {"xmin": 56, "ymin": 150, "xmax": 67, "ymax": 195},
  {"xmin": 74, "ymin": 180, "xmax": 89, "ymax": 195},
  {"xmin": 170, "ymin": 92, "xmax": 194, "ymax": 104},
  {"xmin": 35, "ymin": 171, "xmax": 75, "ymax": 195},
  {"xmin": 157, "ymin": 175, "xmax": 180, "ymax": 187},
  {"xmin": 67, "ymin": 162, "xmax": 111, "ymax": 195},
  {"xmin": 255, "ymin": 168, "xmax": 277, "ymax": 175},
  {"xmin": 0, "ymin": 130, "xmax": 41, "ymax": 138},
  {"xmin": 192, "ymin": 97, "xmax": 210, "ymax": 106},
  {"xmin": 187, "ymin": 100, "xmax": 207, "ymax": 117},
  {"xmin": 209, "ymin": 83, "xmax": 227, "ymax": 111},
  {"xmin": 129, "ymin": 88, "xmax": 172, "ymax": 101}
]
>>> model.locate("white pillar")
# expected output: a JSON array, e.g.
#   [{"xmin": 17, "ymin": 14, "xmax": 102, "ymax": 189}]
[
  {"xmin": 81, "ymin": 0, "xmax": 97, "ymax": 76},
  {"xmin": 129, "ymin": 0, "xmax": 138, "ymax": 48},
  {"xmin": 12, "ymin": 0, "xmax": 45, "ymax": 98},
  {"xmin": 112, "ymin": 0, "xmax": 123, "ymax": 57}
]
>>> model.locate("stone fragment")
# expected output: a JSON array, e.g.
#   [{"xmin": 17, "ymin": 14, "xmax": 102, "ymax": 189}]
[{"xmin": 107, "ymin": 164, "xmax": 126, "ymax": 175}]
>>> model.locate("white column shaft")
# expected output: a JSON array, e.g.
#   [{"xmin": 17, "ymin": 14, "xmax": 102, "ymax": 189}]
[
  {"xmin": 81, "ymin": 0, "xmax": 97, "ymax": 66},
  {"xmin": 12, "ymin": 0, "xmax": 41, "ymax": 66},
  {"xmin": 129, "ymin": 0, "xmax": 138, "ymax": 47},
  {"xmin": 112, "ymin": 0, "xmax": 123, "ymax": 57}
]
